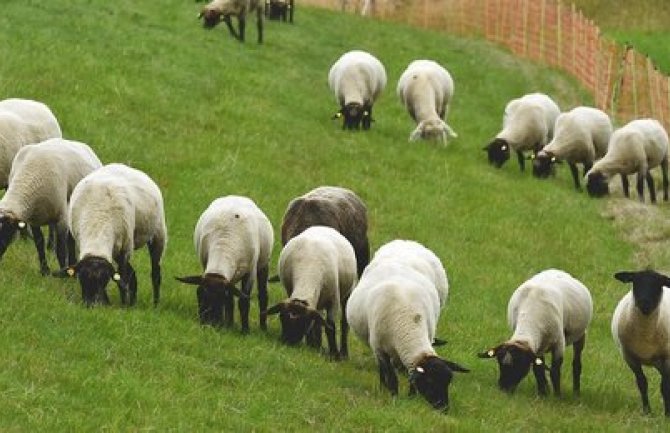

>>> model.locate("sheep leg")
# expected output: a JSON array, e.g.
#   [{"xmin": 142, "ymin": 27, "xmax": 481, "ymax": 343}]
[
  {"xmin": 658, "ymin": 364, "xmax": 670, "ymax": 417},
  {"xmin": 516, "ymin": 150, "xmax": 526, "ymax": 172},
  {"xmin": 224, "ymin": 292, "xmax": 235, "ymax": 328},
  {"xmin": 238, "ymin": 274, "xmax": 253, "ymax": 333},
  {"xmin": 568, "ymin": 162, "xmax": 581, "ymax": 190},
  {"xmin": 662, "ymin": 157, "xmax": 669, "ymax": 201},
  {"xmin": 256, "ymin": 6, "xmax": 263, "ymax": 43},
  {"xmin": 256, "ymin": 265, "xmax": 269, "ymax": 331},
  {"xmin": 532, "ymin": 358, "xmax": 550, "ymax": 396},
  {"xmin": 572, "ymin": 335, "xmax": 585, "ymax": 396},
  {"xmin": 324, "ymin": 311, "xmax": 338, "ymax": 360},
  {"xmin": 147, "ymin": 239, "xmax": 163, "ymax": 306},
  {"xmin": 549, "ymin": 354, "xmax": 563, "ymax": 396},
  {"xmin": 126, "ymin": 263, "xmax": 138, "ymax": 306},
  {"xmin": 621, "ymin": 174, "xmax": 630, "ymax": 198},
  {"xmin": 222, "ymin": 15, "xmax": 240, "ymax": 40},
  {"xmin": 356, "ymin": 239, "xmax": 370, "ymax": 278},
  {"xmin": 54, "ymin": 224, "xmax": 69, "ymax": 270},
  {"xmin": 339, "ymin": 305, "xmax": 349, "ymax": 359},
  {"xmin": 67, "ymin": 232, "xmax": 76, "ymax": 267},
  {"xmin": 30, "ymin": 225, "xmax": 49, "ymax": 276},
  {"xmin": 626, "ymin": 356, "xmax": 651, "ymax": 414},
  {"xmin": 636, "ymin": 172, "xmax": 647, "ymax": 202},
  {"xmin": 238, "ymin": 15, "xmax": 246, "ymax": 42},
  {"xmin": 645, "ymin": 171, "xmax": 657, "ymax": 203},
  {"xmin": 377, "ymin": 351, "xmax": 398, "ymax": 395}
]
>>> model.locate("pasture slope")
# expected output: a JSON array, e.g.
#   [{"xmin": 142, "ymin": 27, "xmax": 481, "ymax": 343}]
[{"xmin": 0, "ymin": 0, "xmax": 667, "ymax": 431}]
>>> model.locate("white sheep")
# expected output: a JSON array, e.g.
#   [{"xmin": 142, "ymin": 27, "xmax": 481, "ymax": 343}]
[
  {"xmin": 485, "ymin": 92, "xmax": 560, "ymax": 171},
  {"xmin": 198, "ymin": 0, "xmax": 263, "ymax": 43},
  {"xmin": 66, "ymin": 163, "xmax": 167, "ymax": 307},
  {"xmin": 346, "ymin": 239, "xmax": 468, "ymax": 411},
  {"xmin": 265, "ymin": 225, "xmax": 357, "ymax": 359},
  {"xmin": 328, "ymin": 50, "xmax": 387, "ymax": 130},
  {"xmin": 478, "ymin": 269, "xmax": 593, "ymax": 396},
  {"xmin": 176, "ymin": 195, "xmax": 273, "ymax": 331},
  {"xmin": 612, "ymin": 269, "xmax": 670, "ymax": 416},
  {"xmin": 585, "ymin": 118, "xmax": 669, "ymax": 203},
  {"xmin": 532, "ymin": 106, "xmax": 612, "ymax": 190},
  {"xmin": 397, "ymin": 59, "xmax": 457, "ymax": 144},
  {"xmin": 0, "ymin": 138, "xmax": 101, "ymax": 276},
  {"xmin": 0, "ymin": 98, "xmax": 62, "ymax": 188}
]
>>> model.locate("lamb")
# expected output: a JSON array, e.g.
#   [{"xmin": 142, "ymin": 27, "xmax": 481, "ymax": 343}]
[
  {"xmin": 264, "ymin": 0, "xmax": 293, "ymax": 22},
  {"xmin": 346, "ymin": 240, "xmax": 469, "ymax": 411},
  {"xmin": 176, "ymin": 195, "xmax": 273, "ymax": 331},
  {"xmin": 585, "ymin": 118, "xmax": 669, "ymax": 203},
  {"xmin": 64, "ymin": 163, "xmax": 167, "ymax": 307},
  {"xmin": 478, "ymin": 269, "xmax": 593, "ymax": 396},
  {"xmin": 0, "ymin": 98, "xmax": 62, "ymax": 188},
  {"xmin": 328, "ymin": 50, "xmax": 387, "ymax": 130},
  {"xmin": 611, "ymin": 269, "xmax": 670, "ymax": 416},
  {"xmin": 396, "ymin": 59, "xmax": 457, "ymax": 144},
  {"xmin": 0, "ymin": 138, "xmax": 102, "ymax": 276},
  {"xmin": 532, "ymin": 106, "xmax": 612, "ymax": 190},
  {"xmin": 198, "ymin": 0, "xmax": 263, "ymax": 44},
  {"xmin": 280, "ymin": 185, "xmax": 369, "ymax": 277},
  {"xmin": 265, "ymin": 226, "xmax": 357, "ymax": 359},
  {"xmin": 484, "ymin": 92, "xmax": 560, "ymax": 171}
]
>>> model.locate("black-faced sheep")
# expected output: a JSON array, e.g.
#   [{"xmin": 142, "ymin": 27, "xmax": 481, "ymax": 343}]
[
  {"xmin": 585, "ymin": 118, "xmax": 669, "ymax": 203},
  {"xmin": 478, "ymin": 269, "xmax": 593, "ymax": 396},
  {"xmin": 346, "ymin": 240, "xmax": 468, "ymax": 411},
  {"xmin": 176, "ymin": 195, "xmax": 273, "ymax": 331},
  {"xmin": 484, "ymin": 92, "xmax": 560, "ymax": 171},
  {"xmin": 328, "ymin": 50, "xmax": 387, "ymax": 130},
  {"xmin": 612, "ymin": 269, "xmax": 670, "ymax": 416},
  {"xmin": 280, "ymin": 185, "xmax": 369, "ymax": 277},
  {"xmin": 198, "ymin": 0, "xmax": 264, "ymax": 44},
  {"xmin": 0, "ymin": 138, "xmax": 101, "ymax": 275},
  {"xmin": 64, "ymin": 163, "xmax": 167, "ymax": 307},
  {"xmin": 265, "ymin": 226, "xmax": 357, "ymax": 359},
  {"xmin": 532, "ymin": 106, "xmax": 612, "ymax": 190}
]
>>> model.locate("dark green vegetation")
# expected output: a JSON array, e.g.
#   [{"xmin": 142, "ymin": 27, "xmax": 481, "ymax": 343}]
[{"xmin": 0, "ymin": 0, "xmax": 667, "ymax": 431}]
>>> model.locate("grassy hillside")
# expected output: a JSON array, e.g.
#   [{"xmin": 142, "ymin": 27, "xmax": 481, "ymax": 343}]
[{"xmin": 0, "ymin": 0, "xmax": 667, "ymax": 431}]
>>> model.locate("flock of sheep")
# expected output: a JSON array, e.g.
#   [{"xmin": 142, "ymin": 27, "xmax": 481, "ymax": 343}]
[{"xmin": 2, "ymin": 0, "xmax": 670, "ymax": 419}]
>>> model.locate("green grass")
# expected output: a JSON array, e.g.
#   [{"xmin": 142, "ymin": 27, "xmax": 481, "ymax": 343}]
[{"xmin": 0, "ymin": 0, "xmax": 669, "ymax": 431}]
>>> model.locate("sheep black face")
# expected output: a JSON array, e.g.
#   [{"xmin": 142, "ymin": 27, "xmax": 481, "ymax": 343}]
[
  {"xmin": 484, "ymin": 138, "xmax": 510, "ymax": 168},
  {"xmin": 199, "ymin": 8, "xmax": 223, "ymax": 28},
  {"xmin": 586, "ymin": 171, "xmax": 609, "ymax": 197},
  {"xmin": 265, "ymin": 299, "xmax": 325, "ymax": 345},
  {"xmin": 73, "ymin": 256, "xmax": 118, "ymax": 306},
  {"xmin": 175, "ymin": 274, "xmax": 241, "ymax": 326},
  {"xmin": 478, "ymin": 343, "xmax": 537, "ymax": 393},
  {"xmin": 410, "ymin": 356, "xmax": 470, "ymax": 411},
  {"xmin": 532, "ymin": 151, "xmax": 557, "ymax": 179},
  {"xmin": 334, "ymin": 102, "xmax": 369, "ymax": 130},
  {"xmin": 0, "ymin": 214, "xmax": 23, "ymax": 259},
  {"xmin": 615, "ymin": 270, "xmax": 670, "ymax": 316}
]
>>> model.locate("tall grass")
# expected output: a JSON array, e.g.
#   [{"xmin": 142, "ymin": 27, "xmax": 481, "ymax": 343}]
[{"xmin": 0, "ymin": 0, "xmax": 667, "ymax": 431}]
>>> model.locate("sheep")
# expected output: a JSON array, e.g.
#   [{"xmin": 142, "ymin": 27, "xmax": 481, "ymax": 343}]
[
  {"xmin": 346, "ymin": 239, "xmax": 469, "ymax": 411},
  {"xmin": 265, "ymin": 226, "xmax": 357, "ymax": 359},
  {"xmin": 280, "ymin": 185, "xmax": 369, "ymax": 277},
  {"xmin": 611, "ymin": 269, "xmax": 670, "ymax": 416},
  {"xmin": 198, "ymin": 0, "xmax": 263, "ymax": 44},
  {"xmin": 328, "ymin": 50, "xmax": 387, "ymax": 130},
  {"xmin": 176, "ymin": 195, "xmax": 273, "ymax": 331},
  {"xmin": 478, "ymin": 269, "xmax": 593, "ymax": 396},
  {"xmin": 585, "ymin": 118, "xmax": 669, "ymax": 203},
  {"xmin": 264, "ymin": 0, "xmax": 293, "ymax": 22},
  {"xmin": 0, "ymin": 138, "xmax": 102, "ymax": 276},
  {"xmin": 0, "ymin": 98, "xmax": 62, "ymax": 188},
  {"xmin": 64, "ymin": 163, "xmax": 167, "ymax": 307},
  {"xmin": 532, "ymin": 106, "xmax": 612, "ymax": 190},
  {"xmin": 396, "ymin": 60, "xmax": 457, "ymax": 144},
  {"xmin": 484, "ymin": 92, "xmax": 560, "ymax": 171}
]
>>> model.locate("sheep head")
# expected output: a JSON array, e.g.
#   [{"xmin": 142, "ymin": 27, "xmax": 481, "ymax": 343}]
[
  {"xmin": 0, "ymin": 211, "xmax": 26, "ymax": 259},
  {"xmin": 264, "ymin": 299, "xmax": 326, "ymax": 345},
  {"xmin": 333, "ymin": 102, "xmax": 369, "ymax": 130},
  {"xmin": 199, "ymin": 7, "xmax": 223, "ymax": 28},
  {"xmin": 615, "ymin": 270, "xmax": 670, "ymax": 316},
  {"xmin": 585, "ymin": 170, "xmax": 610, "ymax": 197},
  {"xmin": 410, "ymin": 119, "xmax": 456, "ymax": 144},
  {"xmin": 175, "ymin": 273, "xmax": 241, "ymax": 326},
  {"xmin": 478, "ymin": 341, "xmax": 544, "ymax": 393},
  {"xmin": 531, "ymin": 150, "xmax": 559, "ymax": 179},
  {"xmin": 484, "ymin": 138, "xmax": 511, "ymax": 168},
  {"xmin": 63, "ymin": 256, "xmax": 122, "ymax": 306},
  {"xmin": 410, "ymin": 355, "xmax": 469, "ymax": 411}
]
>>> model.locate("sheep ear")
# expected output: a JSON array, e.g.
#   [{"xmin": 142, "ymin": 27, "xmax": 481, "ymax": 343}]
[
  {"xmin": 331, "ymin": 111, "xmax": 342, "ymax": 120},
  {"xmin": 175, "ymin": 275, "xmax": 204, "ymax": 286},
  {"xmin": 409, "ymin": 125, "xmax": 423, "ymax": 141},
  {"xmin": 432, "ymin": 337, "xmax": 447, "ymax": 347},
  {"xmin": 614, "ymin": 271, "xmax": 635, "ymax": 283},
  {"xmin": 477, "ymin": 348, "xmax": 497, "ymax": 359},
  {"xmin": 445, "ymin": 360, "xmax": 470, "ymax": 373},
  {"xmin": 264, "ymin": 302, "xmax": 286, "ymax": 316},
  {"xmin": 408, "ymin": 366, "xmax": 424, "ymax": 383},
  {"xmin": 52, "ymin": 266, "xmax": 77, "ymax": 278}
]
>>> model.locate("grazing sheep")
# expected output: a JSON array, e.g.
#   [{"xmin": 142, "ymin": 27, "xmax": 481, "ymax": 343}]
[
  {"xmin": 281, "ymin": 185, "xmax": 369, "ymax": 277},
  {"xmin": 585, "ymin": 118, "xmax": 669, "ymax": 203},
  {"xmin": 65, "ymin": 163, "xmax": 167, "ymax": 307},
  {"xmin": 265, "ymin": 226, "xmax": 357, "ymax": 359},
  {"xmin": 478, "ymin": 269, "xmax": 593, "ymax": 396},
  {"xmin": 346, "ymin": 240, "xmax": 469, "ymax": 411},
  {"xmin": 484, "ymin": 92, "xmax": 560, "ymax": 171},
  {"xmin": 0, "ymin": 98, "xmax": 62, "ymax": 188},
  {"xmin": 264, "ymin": 0, "xmax": 293, "ymax": 22},
  {"xmin": 328, "ymin": 50, "xmax": 387, "ymax": 130},
  {"xmin": 176, "ymin": 195, "xmax": 273, "ymax": 331},
  {"xmin": 612, "ymin": 269, "xmax": 670, "ymax": 416},
  {"xmin": 0, "ymin": 138, "xmax": 101, "ymax": 275},
  {"xmin": 397, "ymin": 59, "xmax": 457, "ymax": 144},
  {"xmin": 198, "ymin": 0, "xmax": 264, "ymax": 44},
  {"xmin": 532, "ymin": 106, "xmax": 612, "ymax": 190}
]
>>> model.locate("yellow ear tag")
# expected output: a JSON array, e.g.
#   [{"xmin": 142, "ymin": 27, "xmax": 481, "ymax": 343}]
[
  {"xmin": 113, "ymin": 273, "xmax": 121, "ymax": 282},
  {"xmin": 67, "ymin": 268, "xmax": 75, "ymax": 277},
  {"xmin": 335, "ymin": 112, "xmax": 342, "ymax": 118},
  {"xmin": 488, "ymin": 350, "xmax": 495, "ymax": 357},
  {"xmin": 364, "ymin": 111, "xmax": 369, "ymax": 116},
  {"xmin": 501, "ymin": 145, "xmax": 507, "ymax": 151},
  {"xmin": 18, "ymin": 221, "xmax": 26, "ymax": 229},
  {"xmin": 416, "ymin": 366, "xmax": 424, "ymax": 373},
  {"xmin": 535, "ymin": 358, "xmax": 543, "ymax": 366},
  {"xmin": 551, "ymin": 156, "xmax": 557, "ymax": 162}
]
